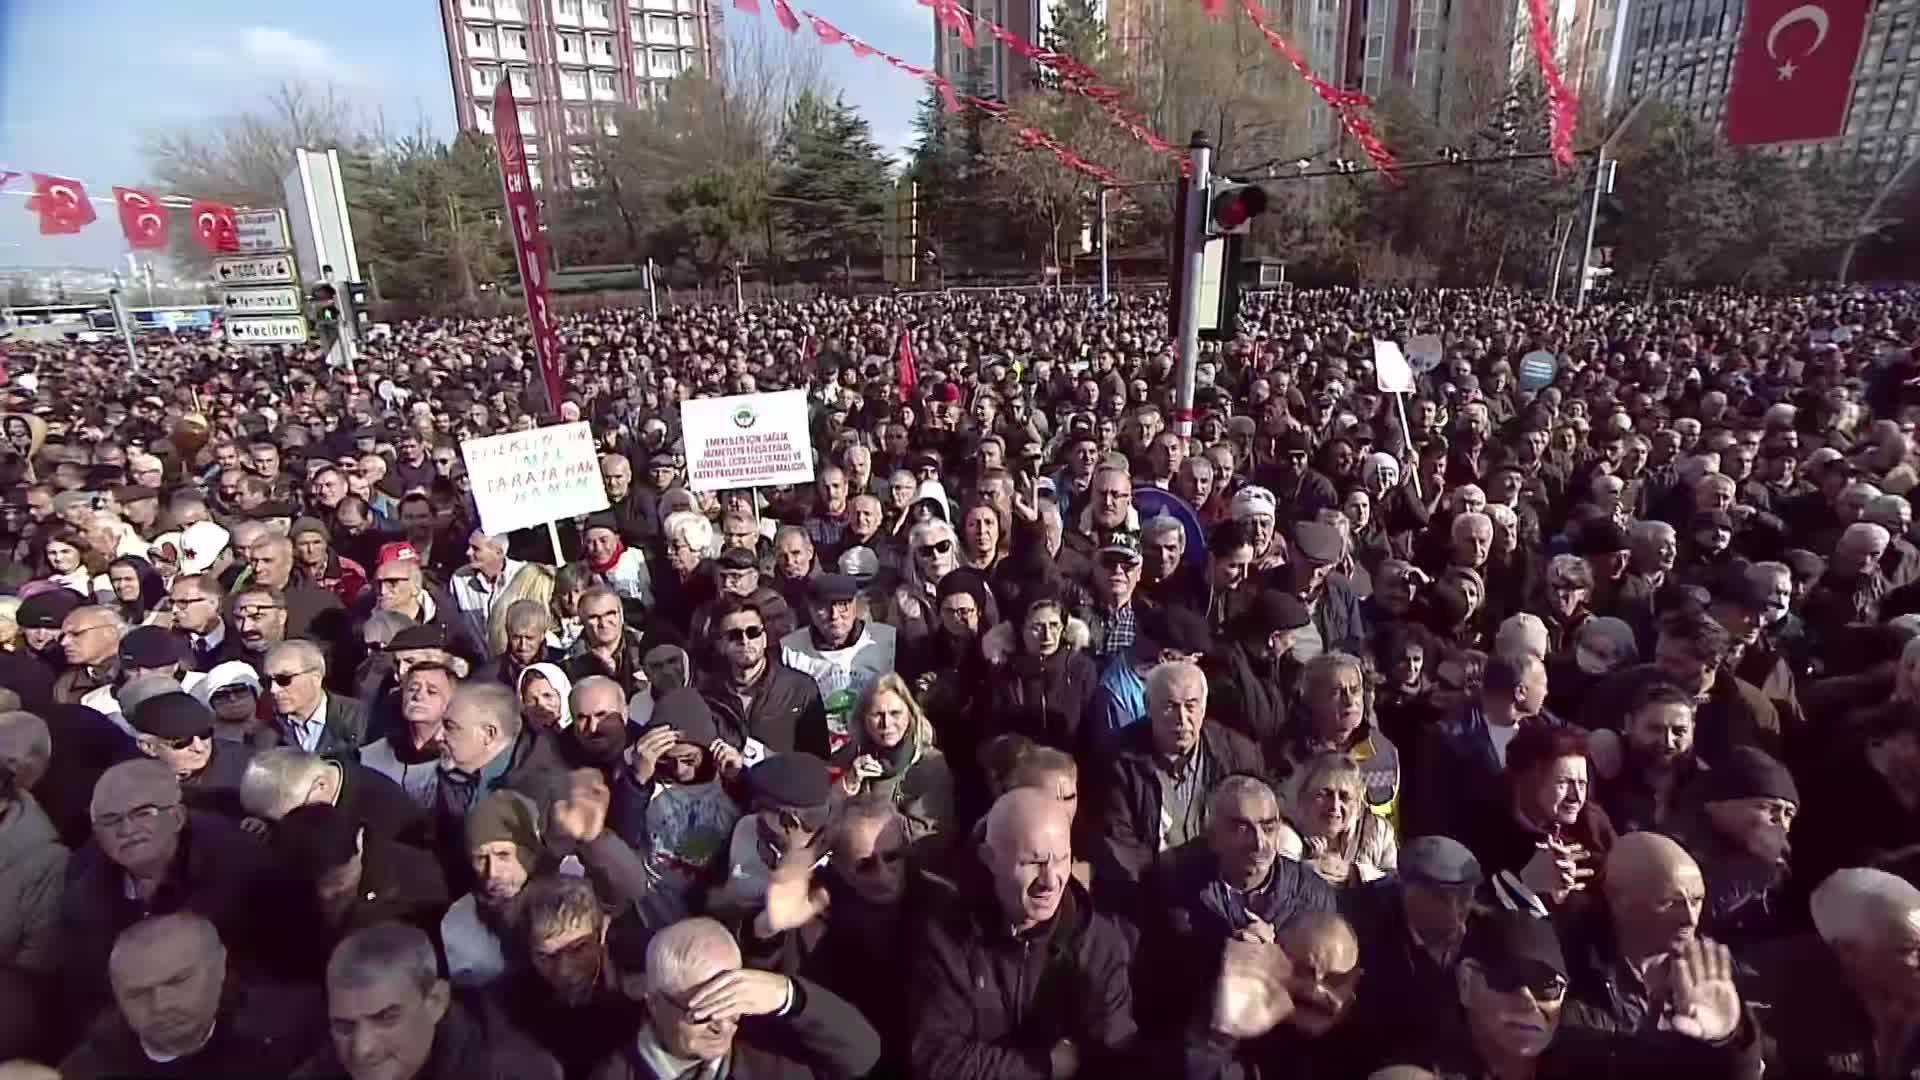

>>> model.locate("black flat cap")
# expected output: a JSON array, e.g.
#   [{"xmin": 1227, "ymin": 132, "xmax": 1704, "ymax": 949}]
[
  {"xmin": 118, "ymin": 626, "xmax": 188, "ymax": 670},
  {"xmin": 807, "ymin": 573, "xmax": 859, "ymax": 605},
  {"xmin": 389, "ymin": 624, "xmax": 450, "ymax": 652},
  {"xmin": 748, "ymin": 752, "xmax": 832, "ymax": 812},
  {"xmin": 17, "ymin": 588, "xmax": 84, "ymax": 630},
  {"xmin": 128, "ymin": 690, "xmax": 214, "ymax": 741}
]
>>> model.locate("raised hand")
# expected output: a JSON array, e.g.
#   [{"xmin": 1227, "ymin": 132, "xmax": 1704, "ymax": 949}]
[
  {"xmin": 549, "ymin": 768, "xmax": 611, "ymax": 844},
  {"xmin": 756, "ymin": 837, "xmax": 832, "ymax": 937},
  {"xmin": 685, "ymin": 968, "xmax": 794, "ymax": 1024},
  {"xmin": 1211, "ymin": 936, "xmax": 1296, "ymax": 1041},
  {"xmin": 711, "ymin": 739, "xmax": 747, "ymax": 781},
  {"xmin": 1668, "ymin": 938, "xmax": 1741, "ymax": 1043},
  {"xmin": 1519, "ymin": 835, "xmax": 1594, "ymax": 905},
  {"xmin": 626, "ymin": 725, "xmax": 680, "ymax": 785}
]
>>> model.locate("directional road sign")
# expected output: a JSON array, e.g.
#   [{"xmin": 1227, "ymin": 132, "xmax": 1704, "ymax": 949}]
[
  {"xmin": 219, "ymin": 285, "xmax": 304, "ymax": 315},
  {"xmin": 234, "ymin": 209, "xmax": 291, "ymax": 254},
  {"xmin": 224, "ymin": 314, "xmax": 310, "ymax": 345},
  {"xmin": 212, "ymin": 253, "xmax": 296, "ymax": 285}
]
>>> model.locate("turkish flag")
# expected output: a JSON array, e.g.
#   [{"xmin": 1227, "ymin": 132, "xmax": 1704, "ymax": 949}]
[
  {"xmin": 26, "ymin": 174, "xmax": 97, "ymax": 235},
  {"xmin": 1726, "ymin": 0, "xmax": 1869, "ymax": 144},
  {"xmin": 896, "ymin": 327, "xmax": 918, "ymax": 400},
  {"xmin": 113, "ymin": 187, "xmax": 170, "ymax": 250},
  {"xmin": 770, "ymin": 0, "xmax": 798, "ymax": 32},
  {"xmin": 189, "ymin": 200, "xmax": 239, "ymax": 253}
]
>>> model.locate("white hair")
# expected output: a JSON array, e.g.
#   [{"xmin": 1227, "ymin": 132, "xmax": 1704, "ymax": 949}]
[
  {"xmin": 238, "ymin": 748, "xmax": 331, "ymax": 820},
  {"xmin": 1452, "ymin": 512, "xmax": 1492, "ymax": 540},
  {"xmin": 1811, "ymin": 868, "xmax": 1920, "ymax": 947},
  {"xmin": 1145, "ymin": 659, "xmax": 1208, "ymax": 708},
  {"xmin": 1840, "ymin": 522, "xmax": 1892, "ymax": 557},
  {"xmin": 645, "ymin": 917, "xmax": 740, "ymax": 997},
  {"xmin": 1495, "ymin": 613, "xmax": 1550, "ymax": 659},
  {"xmin": 1630, "ymin": 519, "xmax": 1676, "ymax": 546},
  {"xmin": 265, "ymin": 639, "xmax": 327, "ymax": 678},
  {"xmin": 662, "ymin": 510, "xmax": 714, "ymax": 553}
]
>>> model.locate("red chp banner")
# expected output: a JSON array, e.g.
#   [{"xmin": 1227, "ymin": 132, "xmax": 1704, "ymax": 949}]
[
  {"xmin": 1726, "ymin": 0, "xmax": 1869, "ymax": 145},
  {"xmin": 491, "ymin": 80, "xmax": 566, "ymax": 415}
]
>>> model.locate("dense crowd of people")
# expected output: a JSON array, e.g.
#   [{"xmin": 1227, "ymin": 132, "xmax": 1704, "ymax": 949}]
[{"xmin": 0, "ymin": 283, "xmax": 1918, "ymax": 1078}]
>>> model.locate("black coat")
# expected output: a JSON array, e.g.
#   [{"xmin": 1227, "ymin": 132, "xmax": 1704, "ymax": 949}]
[
  {"xmin": 496, "ymin": 969, "xmax": 646, "ymax": 1080},
  {"xmin": 1136, "ymin": 837, "xmax": 1336, "ymax": 1035},
  {"xmin": 1084, "ymin": 721, "xmax": 1266, "ymax": 899},
  {"xmin": 333, "ymin": 756, "xmax": 433, "ymax": 848},
  {"xmin": 297, "ymin": 995, "xmax": 562, "ymax": 1080},
  {"xmin": 1338, "ymin": 880, "xmax": 1465, "ymax": 1073},
  {"xmin": 277, "ymin": 837, "xmax": 451, "ymax": 979},
  {"xmin": 698, "ymin": 657, "xmax": 830, "ymax": 759},
  {"xmin": 60, "ymin": 977, "xmax": 326, "ymax": 1080},
  {"xmin": 179, "ymin": 738, "xmax": 255, "ymax": 819},
  {"xmin": 60, "ymin": 810, "xmax": 283, "ymax": 1017},
  {"xmin": 983, "ymin": 647, "xmax": 1100, "ymax": 754},
  {"xmin": 1379, "ymin": 1006, "xmax": 1765, "ymax": 1079},
  {"xmin": 1739, "ymin": 934, "xmax": 1917, "ymax": 1078},
  {"xmin": 1204, "ymin": 641, "xmax": 1291, "ymax": 758},
  {"xmin": 587, "ymin": 976, "xmax": 882, "ymax": 1080},
  {"xmin": 908, "ymin": 874, "xmax": 1137, "ymax": 1080},
  {"xmin": 278, "ymin": 694, "xmax": 369, "ymax": 762}
]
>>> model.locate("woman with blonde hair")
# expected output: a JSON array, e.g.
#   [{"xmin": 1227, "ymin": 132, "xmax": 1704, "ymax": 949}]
[
  {"xmin": 834, "ymin": 672, "xmax": 954, "ymax": 849},
  {"xmin": 1290, "ymin": 751, "xmax": 1398, "ymax": 887},
  {"xmin": 487, "ymin": 562, "xmax": 555, "ymax": 659}
]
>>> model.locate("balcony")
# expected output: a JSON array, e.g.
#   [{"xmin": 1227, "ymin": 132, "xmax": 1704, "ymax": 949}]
[{"xmin": 584, "ymin": 0, "xmax": 613, "ymax": 28}]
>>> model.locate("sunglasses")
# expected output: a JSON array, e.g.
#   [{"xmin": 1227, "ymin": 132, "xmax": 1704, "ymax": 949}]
[
  {"xmin": 1099, "ymin": 553, "xmax": 1141, "ymax": 571},
  {"xmin": 145, "ymin": 731, "xmax": 209, "ymax": 751},
  {"xmin": 917, "ymin": 539, "xmax": 954, "ymax": 558},
  {"xmin": 266, "ymin": 668, "xmax": 316, "ymax": 687},
  {"xmin": 723, "ymin": 625, "xmax": 766, "ymax": 643},
  {"xmin": 210, "ymin": 685, "xmax": 256, "ymax": 700},
  {"xmin": 1482, "ymin": 968, "xmax": 1568, "ymax": 1003}
]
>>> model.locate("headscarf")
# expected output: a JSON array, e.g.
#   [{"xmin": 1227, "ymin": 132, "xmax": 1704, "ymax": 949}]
[{"xmin": 517, "ymin": 662, "xmax": 575, "ymax": 729}]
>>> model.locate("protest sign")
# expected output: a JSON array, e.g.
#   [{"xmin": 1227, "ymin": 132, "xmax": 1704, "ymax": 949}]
[
  {"xmin": 683, "ymin": 389, "xmax": 816, "ymax": 492},
  {"xmin": 1374, "ymin": 339, "xmax": 1415, "ymax": 393},
  {"xmin": 460, "ymin": 422, "xmax": 609, "ymax": 536}
]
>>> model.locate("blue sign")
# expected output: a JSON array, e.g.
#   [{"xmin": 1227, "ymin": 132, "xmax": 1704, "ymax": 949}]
[{"xmin": 1517, "ymin": 349, "xmax": 1558, "ymax": 391}]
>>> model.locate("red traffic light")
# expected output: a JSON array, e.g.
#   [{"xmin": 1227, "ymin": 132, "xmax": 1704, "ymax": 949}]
[{"xmin": 1210, "ymin": 184, "xmax": 1268, "ymax": 233}]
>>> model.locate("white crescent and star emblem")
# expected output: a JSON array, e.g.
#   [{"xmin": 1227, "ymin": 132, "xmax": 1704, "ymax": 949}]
[
  {"xmin": 1767, "ymin": 4, "xmax": 1832, "ymax": 80},
  {"xmin": 48, "ymin": 183, "xmax": 78, "ymax": 208},
  {"xmin": 135, "ymin": 212, "xmax": 163, "ymax": 235}
]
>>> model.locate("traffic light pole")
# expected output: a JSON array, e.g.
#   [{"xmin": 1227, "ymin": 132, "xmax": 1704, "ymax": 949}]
[
  {"xmin": 1172, "ymin": 131, "xmax": 1212, "ymax": 440},
  {"xmin": 1574, "ymin": 157, "xmax": 1615, "ymax": 312},
  {"xmin": 1097, "ymin": 187, "xmax": 1109, "ymax": 304}
]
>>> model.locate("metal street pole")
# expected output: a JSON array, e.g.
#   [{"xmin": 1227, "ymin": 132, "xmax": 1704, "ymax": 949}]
[
  {"xmin": 1097, "ymin": 187, "xmax": 1110, "ymax": 304},
  {"xmin": 647, "ymin": 258, "xmax": 658, "ymax": 318},
  {"xmin": 1575, "ymin": 158, "xmax": 1614, "ymax": 312},
  {"xmin": 1173, "ymin": 131, "xmax": 1212, "ymax": 440}
]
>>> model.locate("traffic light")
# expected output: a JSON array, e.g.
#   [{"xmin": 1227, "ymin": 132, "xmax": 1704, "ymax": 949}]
[
  {"xmin": 345, "ymin": 282, "xmax": 372, "ymax": 328},
  {"xmin": 1205, "ymin": 180, "xmax": 1269, "ymax": 237},
  {"xmin": 1593, "ymin": 195, "xmax": 1625, "ymax": 248},
  {"xmin": 311, "ymin": 283, "xmax": 341, "ymax": 329}
]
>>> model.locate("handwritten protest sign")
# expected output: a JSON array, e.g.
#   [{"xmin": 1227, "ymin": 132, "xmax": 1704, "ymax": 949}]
[{"xmin": 460, "ymin": 422, "xmax": 609, "ymax": 536}]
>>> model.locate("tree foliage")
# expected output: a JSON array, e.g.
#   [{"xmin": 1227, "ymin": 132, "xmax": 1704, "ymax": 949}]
[{"xmin": 771, "ymin": 91, "xmax": 891, "ymax": 282}]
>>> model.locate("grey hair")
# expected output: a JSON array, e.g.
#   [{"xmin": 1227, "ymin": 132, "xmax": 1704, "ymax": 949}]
[
  {"xmin": 238, "ymin": 747, "xmax": 330, "ymax": 821},
  {"xmin": 450, "ymin": 683, "xmax": 523, "ymax": 746},
  {"xmin": 0, "ymin": 711, "xmax": 52, "ymax": 773},
  {"xmin": 1451, "ymin": 512, "xmax": 1492, "ymax": 541},
  {"xmin": 1145, "ymin": 659, "xmax": 1207, "ymax": 709},
  {"xmin": 1300, "ymin": 651, "xmax": 1366, "ymax": 698},
  {"xmin": 1840, "ymin": 522, "xmax": 1892, "ymax": 556},
  {"xmin": 1548, "ymin": 553, "xmax": 1593, "ymax": 588},
  {"xmin": 1630, "ymin": 519, "xmax": 1676, "ymax": 546},
  {"xmin": 327, "ymin": 922, "xmax": 441, "ymax": 996},
  {"xmin": 645, "ymin": 917, "xmax": 741, "ymax": 997},
  {"xmin": 1205, "ymin": 773, "xmax": 1279, "ymax": 825},
  {"xmin": 361, "ymin": 611, "xmax": 416, "ymax": 648},
  {"xmin": 1142, "ymin": 516, "xmax": 1186, "ymax": 544},
  {"xmin": 504, "ymin": 598, "xmax": 552, "ymax": 633},
  {"xmin": 265, "ymin": 639, "xmax": 327, "ymax": 678},
  {"xmin": 664, "ymin": 510, "xmax": 715, "ymax": 553},
  {"xmin": 111, "ymin": 913, "xmax": 223, "ymax": 975},
  {"xmin": 568, "ymin": 674, "xmax": 624, "ymax": 710},
  {"xmin": 470, "ymin": 530, "xmax": 510, "ymax": 552},
  {"xmin": 1811, "ymin": 868, "xmax": 1920, "ymax": 947}
]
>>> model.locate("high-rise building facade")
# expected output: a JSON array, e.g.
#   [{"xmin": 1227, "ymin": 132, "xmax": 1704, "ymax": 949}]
[
  {"xmin": 1615, "ymin": 0, "xmax": 1920, "ymax": 171},
  {"xmin": 437, "ymin": 0, "xmax": 715, "ymax": 187},
  {"xmin": 932, "ymin": 0, "xmax": 1042, "ymax": 100}
]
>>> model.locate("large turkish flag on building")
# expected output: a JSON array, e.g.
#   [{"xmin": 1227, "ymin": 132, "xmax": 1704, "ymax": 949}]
[{"xmin": 1726, "ymin": 0, "xmax": 1870, "ymax": 144}]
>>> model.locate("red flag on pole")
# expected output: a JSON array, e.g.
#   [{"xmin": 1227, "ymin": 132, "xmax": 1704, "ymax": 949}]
[
  {"xmin": 188, "ymin": 201, "xmax": 238, "ymax": 253},
  {"xmin": 770, "ymin": 0, "xmax": 799, "ymax": 32},
  {"xmin": 732, "ymin": 0, "xmax": 759, "ymax": 10},
  {"xmin": 26, "ymin": 174, "xmax": 97, "ymax": 235},
  {"xmin": 112, "ymin": 187, "xmax": 169, "ymax": 250},
  {"xmin": 896, "ymin": 327, "xmax": 919, "ymax": 400},
  {"xmin": 1726, "ymin": 0, "xmax": 1869, "ymax": 144},
  {"xmin": 492, "ymin": 80, "xmax": 566, "ymax": 415}
]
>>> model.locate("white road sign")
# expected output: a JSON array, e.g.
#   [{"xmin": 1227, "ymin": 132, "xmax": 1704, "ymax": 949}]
[
  {"xmin": 219, "ymin": 285, "xmax": 303, "ymax": 315},
  {"xmin": 234, "ymin": 209, "xmax": 291, "ymax": 254},
  {"xmin": 224, "ymin": 314, "xmax": 310, "ymax": 345},
  {"xmin": 212, "ymin": 253, "xmax": 296, "ymax": 285}
]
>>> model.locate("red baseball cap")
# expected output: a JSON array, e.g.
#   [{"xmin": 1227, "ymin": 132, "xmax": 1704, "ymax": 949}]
[{"xmin": 377, "ymin": 542, "xmax": 421, "ymax": 567}]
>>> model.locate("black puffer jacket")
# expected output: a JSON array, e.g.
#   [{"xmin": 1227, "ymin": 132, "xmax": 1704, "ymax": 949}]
[
  {"xmin": 698, "ymin": 655, "xmax": 830, "ymax": 758},
  {"xmin": 908, "ymin": 872, "xmax": 1137, "ymax": 1080}
]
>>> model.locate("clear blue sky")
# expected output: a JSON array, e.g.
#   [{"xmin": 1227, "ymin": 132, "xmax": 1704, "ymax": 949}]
[{"xmin": 0, "ymin": 0, "xmax": 937, "ymax": 268}]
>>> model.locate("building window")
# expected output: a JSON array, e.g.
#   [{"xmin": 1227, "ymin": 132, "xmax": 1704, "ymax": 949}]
[
  {"xmin": 593, "ymin": 71, "xmax": 616, "ymax": 92},
  {"xmin": 594, "ymin": 1, "xmax": 612, "ymax": 21},
  {"xmin": 558, "ymin": 0, "xmax": 582, "ymax": 16},
  {"xmin": 473, "ymin": 64, "xmax": 500, "ymax": 89},
  {"xmin": 496, "ymin": 0, "xmax": 524, "ymax": 17},
  {"xmin": 559, "ymin": 32, "xmax": 582, "ymax": 55},
  {"xmin": 593, "ymin": 35, "xmax": 615, "ymax": 58},
  {"xmin": 566, "ymin": 108, "xmax": 589, "ymax": 134},
  {"xmin": 649, "ymin": 15, "xmax": 677, "ymax": 41}
]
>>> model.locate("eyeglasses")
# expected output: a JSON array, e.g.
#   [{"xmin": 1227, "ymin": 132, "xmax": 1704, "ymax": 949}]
[
  {"xmin": 234, "ymin": 606, "xmax": 283, "ymax": 620},
  {"xmin": 93, "ymin": 802, "xmax": 178, "ymax": 831},
  {"xmin": 723, "ymin": 625, "xmax": 766, "ymax": 643},
  {"xmin": 1099, "ymin": 553, "xmax": 1141, "ymax": 572},
  {"xmin": 917, "ymin": 539, "xmax": 954, "ymax": 558},
  {"xmin": 61, "ymin": 624, "xmax": 113, "ymax": 640},
  {"xmin": 266, "ymin": 668, "xmax": 317, "ymax": 687}
]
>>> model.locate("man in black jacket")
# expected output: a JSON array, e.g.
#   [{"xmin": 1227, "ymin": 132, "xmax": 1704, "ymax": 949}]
[
  {"xmin": 306, "ymin": 921, "xmax": 562, "ymax": 1080},
  {"xmin": 700, "ymin": 597, "xmax": 829, "ymax": 759},
  {"xmin": 238, "ymin": 746, "xmax": 430, "ymax": 848},
  {"xmin": 492, "ymin": 875, "xmax": 645, "ymax": 1080},
  {"xmin": 60, "ymin": 760, "xmax": 284, "ymax": 1022},
  {"xmin": 274, "ymin": 803, "xmax": 452, "ymax": 980},
  {"xmin": 59, "ymin": 913, "xmax": 325, "ymax": 1080},
  {"xmin": 1138, "ymin": 774, "xmax": 1336, "ymax": 1034},
  {"xmin": 1085, "ymin": 659, "xmax": 1265, "ymax": 899},
  {"xmin": 127, "ymin": 690, "xmax": 253, "ymax": 820},
  {"xmin": 263, "ymin": 640, "xmax": 368, "ymax": 761},
  {"xmin": 1206, "ymin": 591, "xmax": 1309, "ymax": 758},
  {"xmin": 909, "ymin": 787, "xmax": 1138, "ymax": 1079},
  {"xmin": 594, "ymin": 914, "xmax": 882, "ymax": 1080}
]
